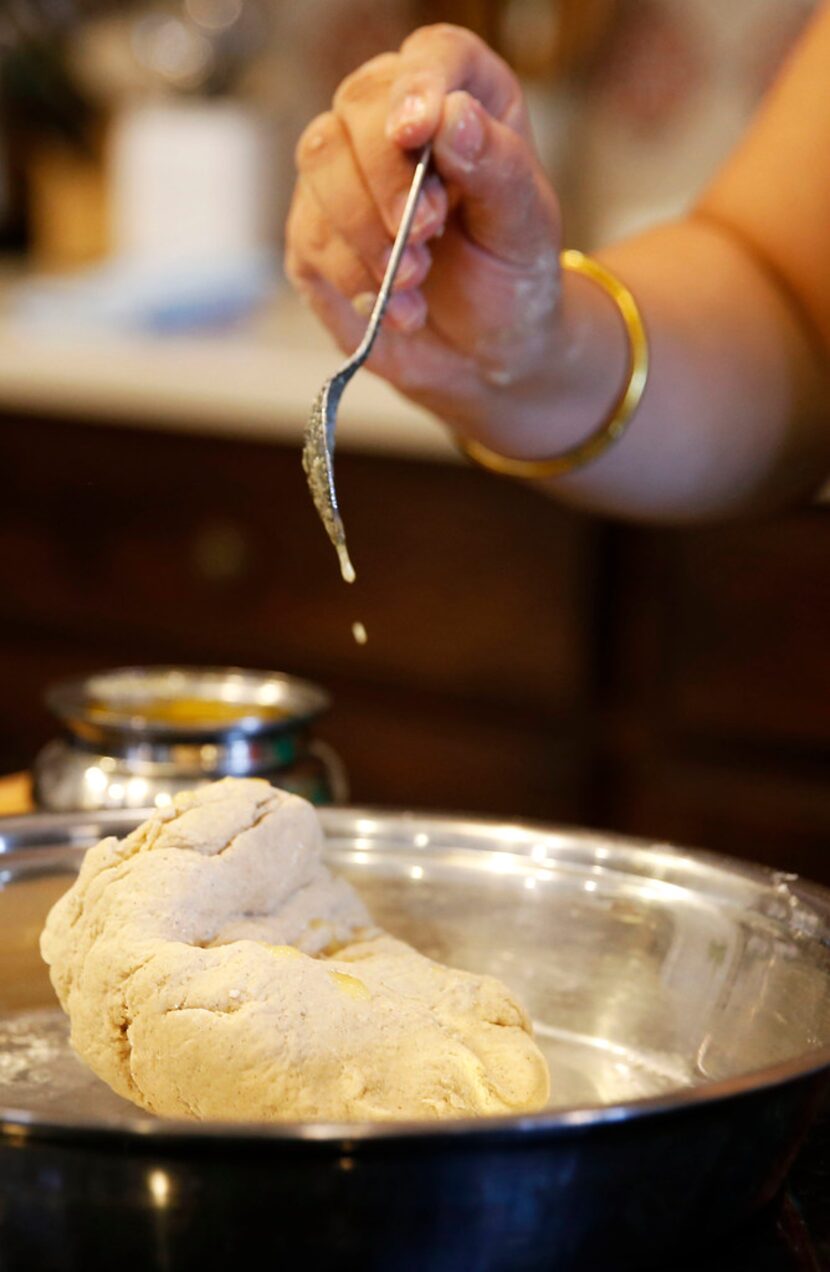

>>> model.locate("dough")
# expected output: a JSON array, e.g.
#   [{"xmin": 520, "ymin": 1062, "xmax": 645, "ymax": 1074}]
[{"xmin": 41, "ymin": 778, "xmax": 549, "ymax": 1121}]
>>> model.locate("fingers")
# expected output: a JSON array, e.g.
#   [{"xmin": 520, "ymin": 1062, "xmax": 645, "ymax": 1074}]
[
  {"xmin": 285, "ymin": 182, "xmax": 429, "ymax": 334},
  {"xmin": 332, "ymin": 54, "xmax": 449, "ymax": 243},
  {"xmin": 326, "ymin": 31, "xmax": 553, "ymax": 272},
  {"xmin": 329, "ymin": 28, "xmax": 528, "ymax": 255},
  {"xmin": 295, "ymin": 59, "xmax": 446, "ymax": 338},
  {"xmin": 295, "ymin": 109, "xmax": 438, "ymax": 293},
  {"xmin": 284, "ymin": 248, "xmax": 366, "ymax": 357},
  {"xmin": 282, "ymin": 257, "xmax": 453, "ymax": 404},
  {"xmin": 386, "ymin": 24, "xmax": 530, "ymax": 148},
  {"xmin": 286, "ymin": 180, "xmax": 376, "ymax": 302},
  {"xmin": 432, "ymin": 91, "xmax": 561, "ymax": 267},
  {"xmin": 287, "ymin": 23, "xmax": 561, "ymax": 372}
]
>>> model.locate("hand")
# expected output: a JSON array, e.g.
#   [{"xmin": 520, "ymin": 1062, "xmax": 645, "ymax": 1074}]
[{"xmin": 285, "ymin": 25, "xmax": 563, "ymax": 445}]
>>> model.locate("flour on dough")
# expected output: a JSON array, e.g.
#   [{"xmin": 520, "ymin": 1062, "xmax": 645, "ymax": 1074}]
[{"xmin": 41, "ymin": 778, "xmax": 550, "ymax": 1121}]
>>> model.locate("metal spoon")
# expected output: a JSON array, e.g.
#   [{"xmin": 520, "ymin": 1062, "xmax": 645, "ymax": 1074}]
[{"xmin": 302, "ymin": 144, "xmax": 432, "ymax": 583}]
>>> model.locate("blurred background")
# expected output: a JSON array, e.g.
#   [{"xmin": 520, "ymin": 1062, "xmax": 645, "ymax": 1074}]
[{"xmin": 1, "ymin": 0, "xmax": 829, "ymax": 881}]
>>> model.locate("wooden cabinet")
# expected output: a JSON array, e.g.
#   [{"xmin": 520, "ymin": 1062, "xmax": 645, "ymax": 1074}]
[
  {"xmin": 593, "ymin": 518, "xmax": 830, "ymax": 879},
  {"xmin": 0, "ymin": 414, "xmax": 595, "ymax": 822},
  {"xmin": 2, "ymin": 414, "xmax": 830, "ymax": 882}
]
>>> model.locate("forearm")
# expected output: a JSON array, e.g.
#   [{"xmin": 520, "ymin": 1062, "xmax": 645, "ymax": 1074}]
[
  {"xmin": 415, "ymin": 211, "xmax": 829, "ymax": 521},
  {"xmin": 449, "ymin": 4, "xmax": 830, "ymax": 521},
  {"xmin": 542, "ymin": 216, "xmax": 829, "ymax": 520}
]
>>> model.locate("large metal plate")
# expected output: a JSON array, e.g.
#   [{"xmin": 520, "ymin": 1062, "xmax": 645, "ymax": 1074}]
[{"xmin": 0, "ymin": 807, "xmax": 828, "ymax": 1139}]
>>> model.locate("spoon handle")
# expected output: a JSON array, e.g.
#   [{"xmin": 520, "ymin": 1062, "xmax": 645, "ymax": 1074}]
[{"xmin": 349, "ymin": 144, "xmax": 432, "ymax": 368}]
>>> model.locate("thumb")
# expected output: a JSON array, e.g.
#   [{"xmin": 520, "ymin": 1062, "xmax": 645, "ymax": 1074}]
[{"xmin": 432, "ymin": 91, "xmax": 560, "ymax": 268}]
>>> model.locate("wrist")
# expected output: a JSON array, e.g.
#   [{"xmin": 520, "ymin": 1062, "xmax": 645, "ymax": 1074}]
[{"xmin": 458, "ymin": 251, "xmax": 647, "ymax": 476}]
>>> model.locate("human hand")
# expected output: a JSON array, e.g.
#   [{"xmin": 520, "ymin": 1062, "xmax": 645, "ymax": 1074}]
[{"xmin": 285, "ymin": 24, "xmax": 564, "ymax": 444}]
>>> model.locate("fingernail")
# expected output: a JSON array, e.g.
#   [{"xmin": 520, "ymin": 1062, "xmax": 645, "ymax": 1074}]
[
  {"xmin": 410, "ymin": 198, "xmax": 433, "ymax": 236},
  {"xmin": 392, "ymin": 187, "xmax": 444, "ymax": 240},
  {"xmin": 444, "ymin": 97, "xmax": 485, "ymax": 165},
  {"xmin": 386, "ymin": 93, "xmax": 428, "ymax": 141},
  {"xmin": 382, "ymin": 244, "xmax": 422, "ymax": 286},
  {"xmin": 352, "ymin": 291, "xmax": 377, "ymax": 317},
  {"xmin": 385, "ymin": 289, "xmax": 427, "ymax": 332}
]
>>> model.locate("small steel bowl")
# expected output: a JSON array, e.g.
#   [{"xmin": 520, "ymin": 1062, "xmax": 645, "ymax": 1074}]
[{"xmin": 33, "ymin": 665, "xmax": 345, "ymax": 811}]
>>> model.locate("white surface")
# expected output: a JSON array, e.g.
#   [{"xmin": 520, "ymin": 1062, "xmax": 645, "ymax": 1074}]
[
  {"xmin": 1, "ymin": 289, "xmax": 827, "ymax": 500},
  {"xmin": 0, "ymin": 286, "xmax": 457, "ymax": 461}
]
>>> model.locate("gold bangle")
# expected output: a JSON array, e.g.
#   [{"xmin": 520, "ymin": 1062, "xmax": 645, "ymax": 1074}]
[{"xmin": 458, "ymin": 248, "xmax": 649, "ymax": 479}]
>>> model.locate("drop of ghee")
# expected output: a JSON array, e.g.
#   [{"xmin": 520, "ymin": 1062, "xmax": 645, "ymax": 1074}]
[
  {"xmin": 264, "ymin": 944, "xmax": 303, "ymax": 960},
  {"xmin": 330, "ymin": 971, "xmax": 371, "ymax": 1000}
]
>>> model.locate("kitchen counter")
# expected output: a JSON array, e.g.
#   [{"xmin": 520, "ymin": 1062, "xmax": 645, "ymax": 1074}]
[
  {"xmin": 0, "ymin": 282, "xmax": 456, "ymax": 460},
  {"xmin": 1, "ymin": 272, "xmax": 827, "ymax": 497}
]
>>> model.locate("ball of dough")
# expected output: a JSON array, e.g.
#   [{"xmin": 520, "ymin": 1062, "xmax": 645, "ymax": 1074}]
[{"xmin": 41, "ymin": 778, "xmax": 549, "ymax": 1121}]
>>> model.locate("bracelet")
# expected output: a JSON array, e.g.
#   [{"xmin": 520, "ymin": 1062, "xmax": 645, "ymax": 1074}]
[{"xmin": 458, "ymin": 248, "xmax": 649, "ymax": 479}]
